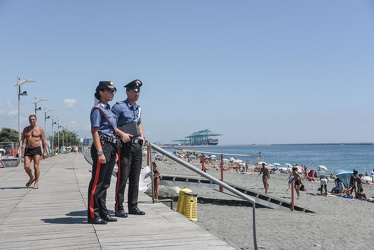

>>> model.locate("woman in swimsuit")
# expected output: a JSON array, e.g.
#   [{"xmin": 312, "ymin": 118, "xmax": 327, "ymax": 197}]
[
  {"xmin": 259, "ymin": 163, "xmax": 270, "ymax": 194},
  {"xmin": 152, "ymin": 162, "xmax": 161, "ymax": 200}
]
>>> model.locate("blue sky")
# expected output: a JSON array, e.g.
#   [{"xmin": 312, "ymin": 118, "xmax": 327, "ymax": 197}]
[{"xmin": 1, "ymin": 0, "xmax": 374, "ymax": 145}]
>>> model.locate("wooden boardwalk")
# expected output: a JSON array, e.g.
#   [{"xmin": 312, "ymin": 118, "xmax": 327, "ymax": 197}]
[{"xmin": 0, "ymin": 153, "xmax": 234, "ymax": 249}]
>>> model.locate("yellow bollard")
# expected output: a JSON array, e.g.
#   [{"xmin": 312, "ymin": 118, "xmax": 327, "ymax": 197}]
[
  {"xmin": 183, "ymin": 192, "xmax": 198, "ymax": 221},
  {"xmin": 177, "ymin": 188, "xmax": 192, "ymax": 213}
]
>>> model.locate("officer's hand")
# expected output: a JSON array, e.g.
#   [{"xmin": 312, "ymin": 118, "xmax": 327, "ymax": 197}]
[
  {"xmin": 121, "ymin": 133, "xmax": 132, "ymax": 143},
  {"xmin": 99, "ymin": 154, "xmax": 106, "ymax": 164}
]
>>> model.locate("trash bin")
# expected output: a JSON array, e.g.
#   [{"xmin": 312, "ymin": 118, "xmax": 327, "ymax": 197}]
[
  {"xmin": 183, "ymin": 192, "xmax": 197, "ymax": 221},
  {"xmin": 176, "ymin": 188, "xmax": 192, "ymax": 213}
]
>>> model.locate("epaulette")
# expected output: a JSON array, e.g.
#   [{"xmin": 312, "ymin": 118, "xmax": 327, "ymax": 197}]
[
  {"xmin": 94, "ymin": 103, "xmax": 106, "ymax": 109},
  {"xmin": 116, "ymin": 101, "xmax": 125, "ymax": 104}
]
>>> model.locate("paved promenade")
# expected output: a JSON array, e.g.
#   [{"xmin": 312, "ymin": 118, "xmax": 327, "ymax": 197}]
[{"xmin": 0, "ymin": 153, "xmax": 234, "ymax": 250}]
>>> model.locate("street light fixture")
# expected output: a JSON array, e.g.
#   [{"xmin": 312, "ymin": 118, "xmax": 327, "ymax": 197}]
[
  {"xmin": 14, "ymin": 77, "xmax": 36, "ymax": 141},
  {"xmin": 44, "ymin": 109, "xmax": 54, "ymax": 132},
  {"xmin": 33, "ymin": 97, "xmax": 47, "ymax": 115}
]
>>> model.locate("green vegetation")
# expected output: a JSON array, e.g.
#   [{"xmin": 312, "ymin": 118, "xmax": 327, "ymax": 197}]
[{"xmin": 0, "ymin": 128, "xmax": 18, "ymax": 142}]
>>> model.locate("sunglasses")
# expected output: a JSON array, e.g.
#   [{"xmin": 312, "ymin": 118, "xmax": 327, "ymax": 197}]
[{"xmin": 103, "ymin": 89, "xmax": 116, "ymax": 94}]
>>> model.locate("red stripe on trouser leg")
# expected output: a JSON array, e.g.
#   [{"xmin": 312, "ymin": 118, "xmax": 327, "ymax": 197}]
[
  {"xmin": 115, "ymin": 147, "xmax": 121, "ymax": 211},
  {"xmin": 89, "ymin": 156, "xmax": 102, "ymax": 218}
]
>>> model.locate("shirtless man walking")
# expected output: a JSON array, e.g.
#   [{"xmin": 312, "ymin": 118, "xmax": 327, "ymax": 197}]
[{"xmin": 17, "ymin": 114, "xmax": 48, "ymax": 189}]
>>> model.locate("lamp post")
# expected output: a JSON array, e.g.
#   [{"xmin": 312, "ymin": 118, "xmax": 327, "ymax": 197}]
[
  {"xmin": 57, "ymin": 122, "xmax": 60, "ymax": 153},
  {"xmin": 44, "ymin": 109, "xmax": 54, "ymax": 132},
  {"xmin": 33, "ymin": 97, "xmax": 47, "ymax": 115},
  {"xmin": 59, "ymin": 124, "xmax": 64, "ymax": 153},
  {"xmin": 51, "ymin": 116, "xmax": 57, "ymax": 154},
  {"xmin": 14, "ymin": 77, "xmax": 36, "ymax": 141},
  {"xmin": 44, "ymin": 109, "xmax": 54, "ymax": 153}
]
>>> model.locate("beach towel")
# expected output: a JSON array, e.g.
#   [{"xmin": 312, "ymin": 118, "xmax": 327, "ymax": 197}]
[{"xmin": 342, "ymin": 194, "xmax": 353, "ymax": 199}]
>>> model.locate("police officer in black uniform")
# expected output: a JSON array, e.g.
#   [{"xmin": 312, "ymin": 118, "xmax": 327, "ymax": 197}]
[
  {"xmin": 87, "ymin": 81, "xmax": 131, "ymax": 224},
  {"xmin": 112, "ymin": 79, "xmax": 146, "ymax": 216}
]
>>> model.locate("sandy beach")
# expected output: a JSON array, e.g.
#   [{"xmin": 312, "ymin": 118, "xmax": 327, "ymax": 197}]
[{"xmin": 152, "ymin": 160, "xmax": 374, "ymax": 250}]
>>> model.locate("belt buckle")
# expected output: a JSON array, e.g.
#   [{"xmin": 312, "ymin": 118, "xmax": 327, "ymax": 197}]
[{"xmin": 133, "ymin": 138, "xmax": 139, "ymax": 144}]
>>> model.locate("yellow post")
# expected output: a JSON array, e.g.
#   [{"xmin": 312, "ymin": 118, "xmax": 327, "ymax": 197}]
[
  {"xmin": 183, "ymin": 192, "xmax": 198, "ymax": 221},
  {"xmin": 176, "ymin": 188, "xmax": 192, "ymax": 213}
]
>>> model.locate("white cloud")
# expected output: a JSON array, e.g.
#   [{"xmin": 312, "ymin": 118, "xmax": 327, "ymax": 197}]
[
  {"xmin": 63, "ymin": 99, "xmax": 77, "ymax": 108},
  {"xmin": 6, "ymin": 101, "xmax": 12, "ymax": 108}
]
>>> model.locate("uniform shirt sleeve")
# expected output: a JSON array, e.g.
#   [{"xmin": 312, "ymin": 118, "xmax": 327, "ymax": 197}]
[{"xmin": 90, "ymin": 108, "xmax": 101, "ymax": 128}]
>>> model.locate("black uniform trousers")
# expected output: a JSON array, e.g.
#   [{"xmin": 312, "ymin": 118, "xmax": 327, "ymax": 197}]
[
  {"xmin": 87, "ymin": 141, "xmax": 117, "ymax": 219},
  {"xmin": 115, "ymin": 141, "xmax": 143, "ymax": 212}
]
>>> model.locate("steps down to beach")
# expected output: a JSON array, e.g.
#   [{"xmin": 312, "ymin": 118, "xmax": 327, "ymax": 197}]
[{"xmin": 160, "ymin": 174, "xmax": 315, "ymax": 213}]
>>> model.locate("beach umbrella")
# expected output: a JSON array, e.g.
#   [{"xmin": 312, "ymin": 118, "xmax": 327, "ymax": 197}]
[
  {"xmin": 296, "ymin": 165, "xmax": 304, "ymax": 172},
  {"xmin": 188, "ymin": 155, "xmax": 196, "ymax": 159},
  {"xmin": 336, "ymin": 171, "xmax": 353, "ymax": 189},
  {"xmin": 234, "ymin": 159, "xmax": 243, "ymax": 163},
  {"xmin": 273, "ymin": 163, "xmax": 281, "ymax": 166},
  {"xmin": 209, "ymin": 155, "xmax": 217, "ymax": 158},
  {"xmin": 285, "ymin": 163, "xmax": 292, "ymax": 168},
  {"xmin": 223, "ymin": 158, "xmax": 229, "ymax": 162},
  {"xmin": 258, "ymin": 161, "xmax": 267, "ymax": 166},
  {"xmin": 230, "ymin": 157, "xmax": 235, "ymax": 162},
  {"xmin": 318, "ymin": 165, "xmax": 328, "ymax": 171}
]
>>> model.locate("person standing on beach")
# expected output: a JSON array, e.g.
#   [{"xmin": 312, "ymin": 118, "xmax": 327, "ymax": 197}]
[
  {"xmin": 292, "ymin": 167, "xmax": 302, "ymax": 199},
  {"xmin": 320, "ymin": 174, "xmax": 328, "ymax": 196},
  {"xmin": 152, "ymin": 162, "xmax": 161, "ymax": 200},
  {"xmin": 349, "ymin": 170, "xmax": 358, "ymax": 195},
  {"xmin": 259, "ymin": 162, "xmax": 270, "ymax": 194},
  {"xmin": 112, "ymin": 79, "xmax": 146, "ymax": 216},
  {"xmin": 17, "ymin": 114, "xmax": 48, "ymax": 189},
  {"xmin": 87, "ymin": 81, "xmax": 130, "ymax": 225}
]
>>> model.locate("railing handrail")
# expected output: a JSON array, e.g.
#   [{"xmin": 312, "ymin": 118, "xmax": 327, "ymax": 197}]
[{"xmin": 149, "ymin": 143, "xmax": 258, "ymax": 250}]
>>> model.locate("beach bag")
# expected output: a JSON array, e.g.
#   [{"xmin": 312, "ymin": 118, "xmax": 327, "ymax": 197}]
[
  {"xmin": 288, "ymin": 176, "xmax": 295, "ymax": 183},
  {"xmin": 300, "ymin": 184, "xmax": 305, "ymax": 191}
]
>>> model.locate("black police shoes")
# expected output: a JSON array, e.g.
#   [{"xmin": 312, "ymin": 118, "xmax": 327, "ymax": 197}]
[
  {"xmin": 87, "ymin": 217, "xmax": 107, "ymax": 224},
  {"xmin": 115, "ymin": 210, "xmax": 128, "ymax": 218},
  {"xmin": 102, "ymin": 214, "xmax": 117, "ymax": 222},
  {"xmin": 128, "ymin": 207, "xmax": 145, "ymax": 215}
]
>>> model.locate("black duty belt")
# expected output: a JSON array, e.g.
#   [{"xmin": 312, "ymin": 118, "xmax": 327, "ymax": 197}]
[{"xmin": 100, "ymin": 134, "xmax": 117, "ymax": 144}]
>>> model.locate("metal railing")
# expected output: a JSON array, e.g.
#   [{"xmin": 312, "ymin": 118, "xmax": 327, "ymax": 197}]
[{"xmin": 148, "ymin": 143, "xmax": 258, "ymax": 250}]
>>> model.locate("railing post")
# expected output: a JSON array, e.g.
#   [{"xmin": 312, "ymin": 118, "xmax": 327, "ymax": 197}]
[
  {"xmin": 220, "ymin": 153, "xmax": 224, "ymax": 192},
  {"xmin": 201, "ymin": 153, "xmax": 205, "ymax": 172},
  {"xmin": 291, "ymin": 182, "xmax": 294, "ymax": 211}
]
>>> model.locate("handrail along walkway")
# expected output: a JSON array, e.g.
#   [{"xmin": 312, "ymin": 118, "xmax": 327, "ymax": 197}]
[{"xmin": 149, "ymin": 143, "xmax": 258, "ymax": 250}]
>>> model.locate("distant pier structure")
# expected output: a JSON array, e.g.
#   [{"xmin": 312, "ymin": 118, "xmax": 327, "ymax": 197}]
[{"xmin": 173, "ymin": 129, "xmax": 222, "ymax": 146}]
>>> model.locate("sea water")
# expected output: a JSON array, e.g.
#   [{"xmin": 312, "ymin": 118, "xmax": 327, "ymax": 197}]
[{"xmin": 165, "ymin": 144, "xmax": 374, "ymax": 175}]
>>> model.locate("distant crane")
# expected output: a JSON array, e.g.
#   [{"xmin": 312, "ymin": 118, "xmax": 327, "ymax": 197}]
[{"xmin": 173, "ymin": 129, "xmax": 223, "ymax": 145}]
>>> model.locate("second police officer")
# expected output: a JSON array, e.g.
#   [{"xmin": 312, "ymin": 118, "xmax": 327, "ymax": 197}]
[{"xmin": 112, "ymin": 79, "xmax": 146, "ymax": 217}]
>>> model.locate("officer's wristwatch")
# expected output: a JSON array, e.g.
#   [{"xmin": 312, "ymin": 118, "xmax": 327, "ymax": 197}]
[{"xmin": 97, "ymin": 150, "xmax": 103, "ymax": 156}]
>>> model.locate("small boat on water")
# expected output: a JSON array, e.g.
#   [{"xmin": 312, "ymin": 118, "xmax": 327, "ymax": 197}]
[{"xmin": 0, "ymin": 149, "xmax": 21, "ymax": 168}]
